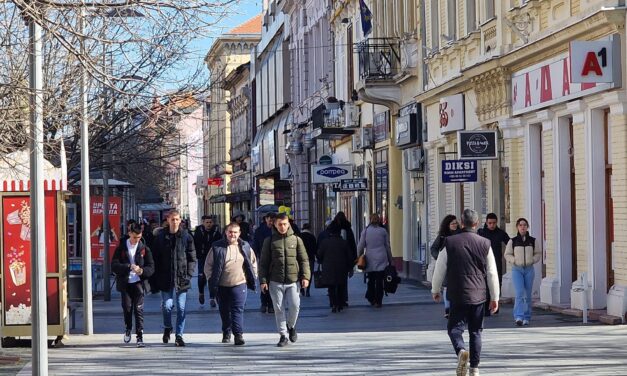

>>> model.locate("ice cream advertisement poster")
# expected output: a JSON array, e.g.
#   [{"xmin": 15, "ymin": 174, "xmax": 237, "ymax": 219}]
[{"xmin": 89, "ymin": 196, "xmax": 121, "ymax": 263}]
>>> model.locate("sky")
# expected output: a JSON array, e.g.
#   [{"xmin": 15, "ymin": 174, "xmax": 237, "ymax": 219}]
[{"xmin": 166, "ymin": 0, "xmax": 262, "ymax": 91}]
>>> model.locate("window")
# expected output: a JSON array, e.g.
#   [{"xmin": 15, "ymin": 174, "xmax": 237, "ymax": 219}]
[
  {"xmin": 467, "ymin": 0, "xmax": 477, "ymax": 33},
  {"xmin": 430, "ymin": 0, "xmax": 439, "ymax": 51},
  {"xmin": 374, "ymin": 149, "xmax": 389, "ymax": 226},
  {"xmin": 486, "ymin": 0, "xmax": 495, "ymax": 20},
  {"xmin": 447, "ymin": 0, "xmax": 457, "ymax": 40}
]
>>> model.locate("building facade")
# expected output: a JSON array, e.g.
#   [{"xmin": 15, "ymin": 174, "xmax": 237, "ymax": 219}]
[{"xmin": 204, "ymin": 15, "xmax": 262, "ymax": 227}]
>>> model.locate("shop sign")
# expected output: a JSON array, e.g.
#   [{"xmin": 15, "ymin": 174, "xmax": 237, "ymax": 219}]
[
  {"xmin": 458, "ymin": 130, "xmax": 497, "ymax": 160},
  {"xmin": 395, "ymin": 103, "xmax": 422, "ymax": 148},
  {"xmin": 511, "ymin": 51, "xmax": 617, "ymax": 115},
  {"xmin": 570, "ymin": 36, "xmax": 620, "ymax": 83},
  {"xmin": 207, "ymin": 177, "xmax": 223, "ymax": 186},
  {"xmin": 259, "ymin": 178, "xmax": 275, "ymax": 205},
  {"xmin": 311, "ymin": 164, "xmax": 353, "ymax": 184},
  {"xmin": 441, "ymin": 160, "xmax": 477, "ymax": 183},
  {"xmin": 439, "ymin": 94, "xmax": 465, "ymax": 134},
  {"xmin": 333, "ymin": 178, "xmax": 368, "ymax": 192},
  {"xmin": 319, "ymin": 155, "xmax": 333, "ymax": 165}
]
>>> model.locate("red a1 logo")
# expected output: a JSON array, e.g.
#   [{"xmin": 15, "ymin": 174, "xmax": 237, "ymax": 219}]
[{"xmin": 570, "ymin": 38, "xmax": 619, "ymax": 84}]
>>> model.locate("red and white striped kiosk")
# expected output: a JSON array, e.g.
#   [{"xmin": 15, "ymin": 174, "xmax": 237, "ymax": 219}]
[{"xmin": 0, "ymin": 149, "xmax": 68, "ymax": 342}]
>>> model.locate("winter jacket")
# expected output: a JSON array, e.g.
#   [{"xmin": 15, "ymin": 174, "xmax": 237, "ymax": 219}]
[
  {"xmin": 299, "ymin": 230, "xmax": 318, "ymax": 264},
  {"xmin": 205, "ymin": 238, "xmax": 257, "ymax": 294},
  {"xmin": 356, "ymin": 225, "xmax": 392, "ymax": 273},
  {"xmin": 317, "ymin": 233, "xmax": 353, "ymax": 286},
  {"xmin": 477, "ymin": 226, "xmax": 510, "ymax": 260},
  {"xmin": 259, "ymin": 227, "xmax": 311, "ymax": 285},
  {"xmin": 504, "ymin": 233, "xmax": 541, "ymax": 268},
  {"xmin": 253, "ymin": 224, "xmax": 273, "ymax": 256},
  {"xmin": 193, "ymin": 224, "xmax": 222, "ymax": 261},
  {"xmin": 151, "ymin": 228, "xmax": 197, "ymax": 292},
  {"xmin": 111, "ymin": 240, "xmax": 155, "ymax": 292}
]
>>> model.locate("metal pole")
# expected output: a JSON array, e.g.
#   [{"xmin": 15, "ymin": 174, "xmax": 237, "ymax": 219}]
[
  {"xmin": 28, "ymin": 15, "xmax": 49, "ymax": 376},
  {"xmin": 102, "ymin": 157, "xmax": 110, "ymax": 301},
  {"xmin": 79, "ymin": 7, "xmax": 94, "ymax": 335}
]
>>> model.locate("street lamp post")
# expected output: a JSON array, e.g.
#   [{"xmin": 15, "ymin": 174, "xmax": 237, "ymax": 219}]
[{"xmin": 28, "ymin": 13, "xmax": 49, "ymax": 376}]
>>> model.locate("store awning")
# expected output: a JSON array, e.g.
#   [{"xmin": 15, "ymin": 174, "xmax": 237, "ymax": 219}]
[
  {"xmin": 209, "ymin": 194, "xmax": 227, "ymax": 204},
  {"xmin": 225, "ymin": 191, "xmax": 252, "ymax": 203}
]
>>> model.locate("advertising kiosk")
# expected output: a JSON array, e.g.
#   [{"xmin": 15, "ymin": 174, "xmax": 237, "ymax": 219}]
[{"xmin": 0, "ymin": 150, "xmax": 68, "ymax": 345}]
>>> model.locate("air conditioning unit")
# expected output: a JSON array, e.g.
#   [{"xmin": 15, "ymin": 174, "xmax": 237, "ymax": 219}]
[
  {"xmin": 344, "ymin": 103, "xmax": 360, "ymax": 128},
  {"xmin": 279, "ymin": 163, "xmax": 292, "ymax": 180},
  {"xmin": 404, "ymin": 147, "xmax": 424, "ymax": 171}
]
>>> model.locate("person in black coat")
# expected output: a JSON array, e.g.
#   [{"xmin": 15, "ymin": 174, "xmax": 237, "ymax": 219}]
[
  {"xmin": 193, "ymin": 215, "xmax": 223, "ymax": 306},
  {"xmin": 317, "ymin": 222, "xmax": 354, "ymax": 312},
  {"xmin": 331, "ymin": 212, "xmax": 357, "ymax": 306},
  {"xmin": 111, "ymin": 222, "xmax": 154, "ymax": 347},
  {"xmin": 252, "ymin": 212, "xmax": 276, "ymax": 313},
  {"xmin": 151, "ymin": 209, "xmax": 196, "ymax": 347},
  {"xmin": 299, "ymin": 223, "xmax": 317, "ymax": 297},
  {"xmin": 233, "ymin": 214, "xmax": 251, "ymax": 242},
  {"xmin": 477, "ymin": 213, "xmax": 510, "ymax": 287}
]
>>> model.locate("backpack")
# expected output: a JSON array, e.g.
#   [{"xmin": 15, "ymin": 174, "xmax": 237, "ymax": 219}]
[{"xmin": 383, "ymin": 265, "xmax": 401, "ymax": 294}]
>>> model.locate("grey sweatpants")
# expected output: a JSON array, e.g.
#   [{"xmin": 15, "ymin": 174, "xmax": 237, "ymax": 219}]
[{"xmin": 269, "ymin": 281, "xmax": 300, "ymax": 336}]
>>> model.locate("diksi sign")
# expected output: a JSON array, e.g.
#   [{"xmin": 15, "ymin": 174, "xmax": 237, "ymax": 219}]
[
  {"xmin": 442, "ymin": 160, "xmax": 477, "ymax": 183},
  {"xmin": 570, "ymin": 36, "xmax": 620, "ymax": 83},
  {"xmin": 511, "ymin": 50, "xmax": 619, "ymax": 115},
  {"xmin": 311, "ymin": 164, "xmax": 353, "ymax": 184}
]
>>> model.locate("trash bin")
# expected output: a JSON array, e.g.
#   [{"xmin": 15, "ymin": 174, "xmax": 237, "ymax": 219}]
[{"xmin": 68, "ymin": 270, "xmax": 83, "ymax": 302}]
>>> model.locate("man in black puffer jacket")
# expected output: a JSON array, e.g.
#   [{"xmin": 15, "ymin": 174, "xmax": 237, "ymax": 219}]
[{"xmin": 151, "ymin": 209, "xmax": 196, "ymax": 347}]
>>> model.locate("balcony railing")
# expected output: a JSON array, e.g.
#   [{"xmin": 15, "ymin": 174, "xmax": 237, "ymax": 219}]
[{"xmin": 356, "ymin": 38, "xmax": 401, "ymax": 80}]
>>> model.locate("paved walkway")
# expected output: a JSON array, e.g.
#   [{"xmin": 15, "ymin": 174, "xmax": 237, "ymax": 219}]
[{"xmin": 7, "ymin": 272, "xmax": 627, "ymax": 375}]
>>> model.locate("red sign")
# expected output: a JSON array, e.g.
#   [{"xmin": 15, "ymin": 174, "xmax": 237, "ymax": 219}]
[
  {"xmin": 207, "ymin": 177, "xmax": 223, "ymax": 186},
  {"xmin": 90, "ymin": 196, "xmax": 122, "ymax": 263},
  {"xmin": 2, "ymin": 193, "xmax": 60, "ymax": 325}
]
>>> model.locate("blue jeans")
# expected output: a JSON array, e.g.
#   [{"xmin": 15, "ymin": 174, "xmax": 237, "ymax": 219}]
[
  {"xmin": 161, "ymin": 289, "xmax": 187, "ymax": 336},
  {"xmin": 511, "ymin": 266, "xmax": 534, "ymax": 321},
  {"xmin": 217, "ymin": 284, "xmax": 248, "ymax": 335}
]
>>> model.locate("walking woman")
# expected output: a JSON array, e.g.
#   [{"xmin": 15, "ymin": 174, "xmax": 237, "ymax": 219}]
[
  {"xmin": 317, "ymin": 222, "xmax": 354, "ymax": 312},
  {"xmin": 430, "ymin": 214, "xmax": 460, "ymax": 318},
  {"xmin": 504, "ymin": 217, "xmax": 541, "ymax": 326},
  {"xmin": 356, "ymin": 213, "xmax": 392, "ymax": 308}
]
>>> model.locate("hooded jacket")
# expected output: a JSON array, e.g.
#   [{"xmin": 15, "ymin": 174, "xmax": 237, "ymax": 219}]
[{"xmin": 259, "ymin": 226, "xmax": 311, "ymax": 285}]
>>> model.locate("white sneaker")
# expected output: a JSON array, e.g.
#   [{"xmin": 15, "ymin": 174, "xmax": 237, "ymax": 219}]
[
  {"xmin": 523, "ymin": 319, "xmax": 530, "ymax": 326},
  {"xmin": 456, "ymin": 349, "xmax": 469, "ymax": 376},
  {"xmin": 469, "ymin": 367, "xmax": 480, "ymax": 376}
]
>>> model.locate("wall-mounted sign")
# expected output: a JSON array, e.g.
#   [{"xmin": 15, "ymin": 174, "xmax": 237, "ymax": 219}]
[
  {"xmin": 511, "ymin": 50, "xmax": 617, "ymax": 115},
  {"xmin": 395, "ymin": 103, "xmax": 422, "ymax": 148},
  {"xmin": 258, "ymin": 178, "xmax": 275, "ymax": 205},
  {"xmin": 439, "ymin": 94, "xmax": 465, "ymax": 134},
  {"xmin": 333, "ymin": 178, "xmax": 368, "ymax": 192},
  {"xmin": 318, "ymin": 155, "xmax": 333, "ymax": 165},
  {"xmin": 570, "ymin": 36, "xmax": 620, "ymax": 83},
  {"xmin": 442, "ymin": 160, "xmax": 477, "ymax": 183},
  {"xmin": 311, "ymin": 164, "xmax": 353, "ymax": 184},
  {"xmin": 458, "ymin": 130, "xmax": 497, "ymax": 160},
  {"xmin": 207, "ymin": 177, "xmax": 223, "ymax": 186}
]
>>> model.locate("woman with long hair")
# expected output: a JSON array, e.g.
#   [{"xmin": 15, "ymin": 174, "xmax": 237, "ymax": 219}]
[
  {"xmin": 504, "ymin": 218, "xmax": 541, "ymax": 326},
  {"xmin": 356, "ymin": 213, "xmax": 392, "ymax": 308},
  {"xmin": 430, "ymin": 214, "xmax": 460, "ymax": 318}
]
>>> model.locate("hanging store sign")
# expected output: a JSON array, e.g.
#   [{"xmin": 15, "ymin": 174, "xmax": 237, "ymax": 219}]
[
  {"xmin": 439, "ymin": 94, "xmax": 465, "ymax": 134},
  {"xmin": 570, "ymin": 36, "xmax": 620, "ymax": 83},
  {"xmin": 458, "ymin": 130, "xmax": 497, "ymax": 160},
  {"xmin": 207, "ymin": 177, "xmax": 223, "ymax": 186},
  {"xmin": 395, "ymin": 102, "xmax": 422, "ymax": 149},
  {"xmin": 441, "ymin": 160, "xmax": 477, "ymax": 183},
  {"xmin": 333, "ymin": 178, "xmax": 369, "ymax": 192},
  {"xmin": 311, "ymin": 164, "xmax": 353, "ymax": 184}
]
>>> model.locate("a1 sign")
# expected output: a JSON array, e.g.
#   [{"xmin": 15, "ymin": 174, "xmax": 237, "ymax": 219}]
[{"xmin": 570, "ymin": 38, "xmax": 620, "ymax": 84}]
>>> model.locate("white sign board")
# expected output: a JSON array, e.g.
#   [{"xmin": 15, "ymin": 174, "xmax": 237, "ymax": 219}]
[
  {"xmin": 570, "ymin": 37, "xmax": 620, "ymax": 83},
  {"xmin": 439, "ymin": 94, "xmax": 464, "ymax": 134},
  {"xmin": 311, "ymin": 164, "xmax": 353, "ymax": 184}
]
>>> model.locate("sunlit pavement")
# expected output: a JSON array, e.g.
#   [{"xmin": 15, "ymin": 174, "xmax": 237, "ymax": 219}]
[{"xmin": 13, "ymin": 272, "xmax": 627, "ymax": 375}]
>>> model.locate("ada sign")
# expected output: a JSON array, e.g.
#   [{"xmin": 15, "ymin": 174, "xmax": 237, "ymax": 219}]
[
  {"xmin": 458, "ymin": 130, "xmax": 497, "ymax": 160},
  {"xmin": 570, "ymin": 37, "xmax": 620, "ymax": 84},
  {"xmin": 442, "ymin": 160, "xmax": 477, "ymax": 183},
  {"xmin": 311, "ymin": 164, "xmax": 353, "ymax": 184}
]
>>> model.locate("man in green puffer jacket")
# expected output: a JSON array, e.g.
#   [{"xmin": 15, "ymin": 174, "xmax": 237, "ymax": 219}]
[{"xmin": 259, "ymin": 213, "xmax": 311, "ymax": 347}]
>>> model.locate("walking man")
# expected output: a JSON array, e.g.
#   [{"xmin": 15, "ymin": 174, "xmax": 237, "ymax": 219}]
[
  {"xmin": 259, "ymin": 213, "xmax": 311, "ymax": 347},
  {"xmin": 477, "ymin": 213, "xmax": 510, "ymax": 288},
  {"xmin": 194, "ymin": 215, "xmax": 222, "ymax": 307},
  {"xmin": 111, "ymin": 222, "xmax": 154, "ymax": 347},
  {"xmin": 152, "ymin": 209, "xmax": 197, "ymax": 347},
  {"xmin": 204, "ymin": 223, "xmax": 257, "ymax": 346},
  {"xmin": 432, "ymin": 209, "xmax": 499, "ymax": 376}
]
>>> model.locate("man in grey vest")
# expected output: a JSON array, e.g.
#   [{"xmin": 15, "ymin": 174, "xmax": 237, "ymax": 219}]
[{"xmin": 432, "ymin": 209, "xmax": 499, "ymax": 376}]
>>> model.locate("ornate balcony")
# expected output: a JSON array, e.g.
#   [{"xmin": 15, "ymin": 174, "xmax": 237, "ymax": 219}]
[{"xmin": 355, "ymin": 38, "xmax": 402, "ymax": 108}]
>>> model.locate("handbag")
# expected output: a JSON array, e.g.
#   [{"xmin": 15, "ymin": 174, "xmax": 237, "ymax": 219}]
[
  {"xmin": 356, "ymin": 254, "xmax": 366, "ymax": 270},
  {"xmin": 314, "ymin": 265, "xmax": 326, "ymax": 289}
]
